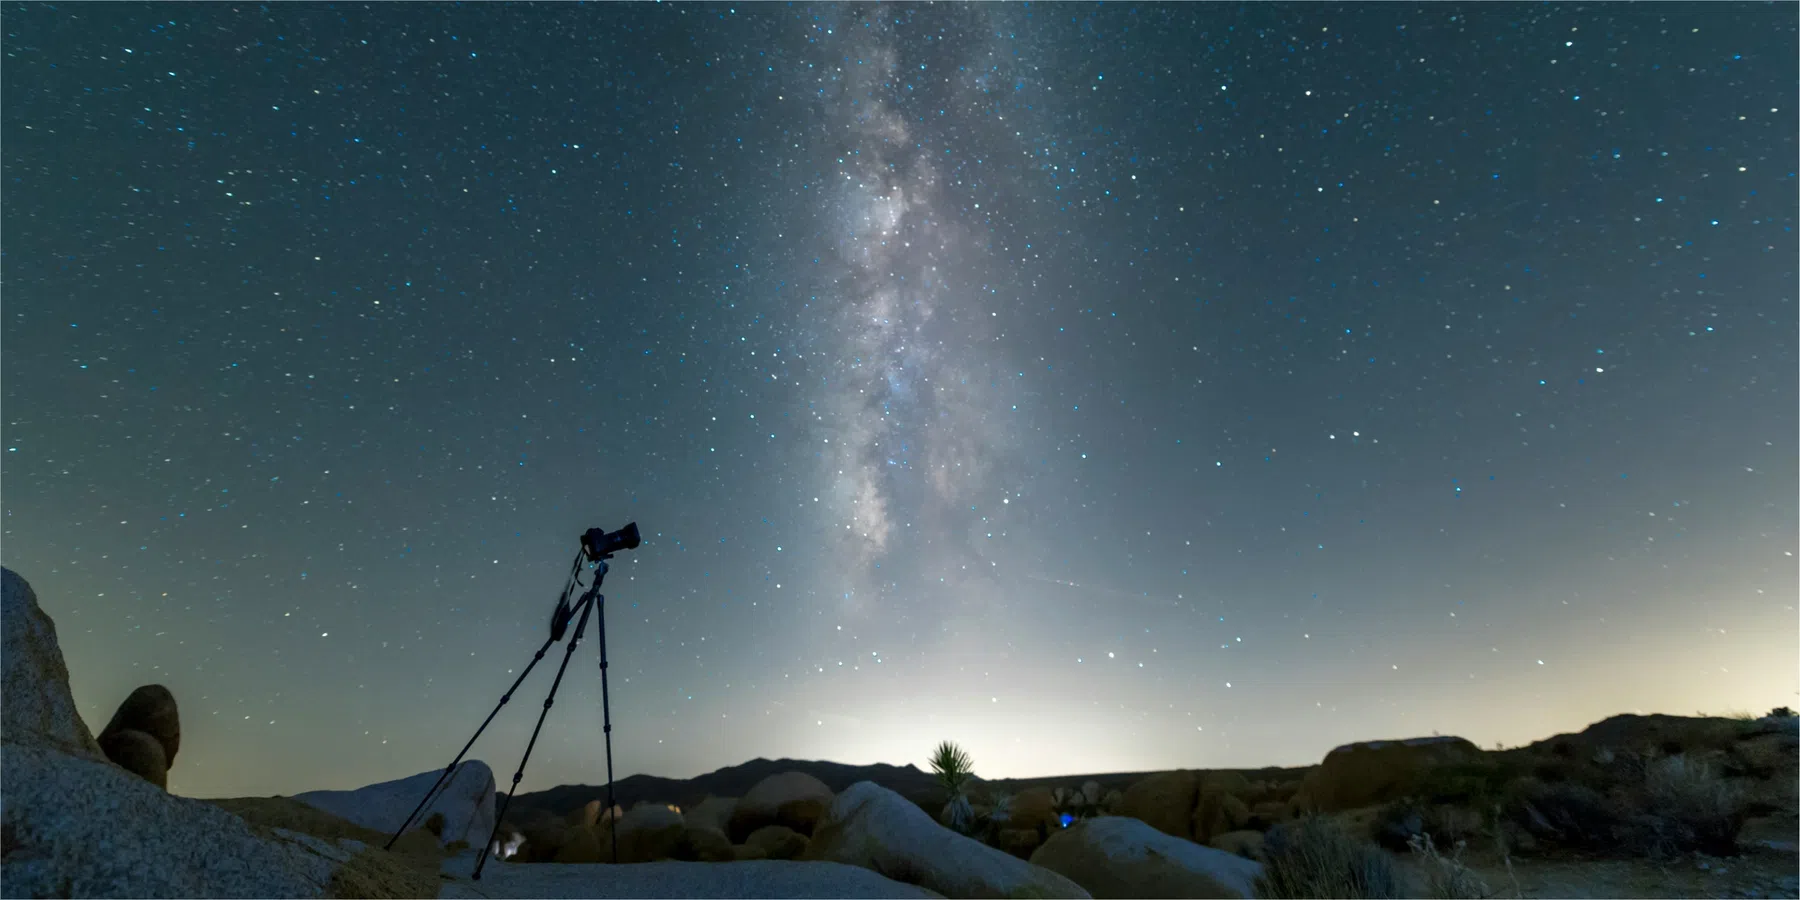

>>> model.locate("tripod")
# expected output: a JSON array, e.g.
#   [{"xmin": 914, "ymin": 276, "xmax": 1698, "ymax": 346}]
[{"xmin": 386, "ymin": 523, "xmax": 638, "ymax": 880}]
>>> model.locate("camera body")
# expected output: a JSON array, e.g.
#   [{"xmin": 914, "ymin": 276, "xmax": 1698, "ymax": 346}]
[{"xmin": 581, "ymin": 522, "xmax": 641, "ymax": 561}]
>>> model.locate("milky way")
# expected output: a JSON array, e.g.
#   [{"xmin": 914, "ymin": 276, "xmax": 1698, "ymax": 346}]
[{"xmin": 802, "ymin": 5, "xmax": 1036, "ymax": 613}]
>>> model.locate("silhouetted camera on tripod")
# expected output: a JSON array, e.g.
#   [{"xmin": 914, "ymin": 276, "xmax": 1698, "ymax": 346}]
[
  {"xmin": 582, "ymin": 521, "xmax": 640, "ymax": 560},
  {"xmin": 388, "ymin": 522, "xmax": 642, "ymax": 879}
]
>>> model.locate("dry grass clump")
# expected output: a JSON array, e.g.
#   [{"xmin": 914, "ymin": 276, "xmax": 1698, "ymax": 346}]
[
  {"xmin": 1254, "ymin": 815, "xmax": 1400, "ymax": 899},
  {"xmin": 1406, "ymin": 833, "xmax": 1490, "ymax": 900}
]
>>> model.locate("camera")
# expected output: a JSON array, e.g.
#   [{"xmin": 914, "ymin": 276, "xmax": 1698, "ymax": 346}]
[{"xmin": 581, "ymin": 522, "xmax": 641, "ymax": 561}]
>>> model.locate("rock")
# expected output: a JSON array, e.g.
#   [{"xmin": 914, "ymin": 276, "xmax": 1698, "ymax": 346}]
[
  {"xmin": 4, "ymin": 715, "xmax": 430, "ymax": 896},
  {"xmin": 679, "ymin": 824, "xmax": 736, "ymax": 862},
  {"xmin": 1117, "ymin": 771, "xmax": 1198, "ymax": 841},
  {"xmin": 437, "ymin": 849, "xmax": 944, "ymax": 898},
  {"xmin": 997, "ymin": 827, "xmax": 1042, "ymax": 860},
  {"xmin": 1208, "ymin": 830, "xmax": 1265, "ymax": 862},
  {"xmin": 1030, "ymin": 816, "xmax": 1262, "ymax": 900},
  {"xmin": 616, "ymin": 803, "xmax": 688, "ymax": 863},
  {"xmin": 517, "ymin": 816, "xmax": 573, "ymax": 862},
  {"xmin": 687, "ymin": 795, "xmax": 739, "ymax": 834},
  {"xmin": 1192, "ymin": 791, "xmax": 1249, "ymax": 844},
  {"xmin": 1010, "ymin": 787, "xmax": 1061, "ymax": 835},
  {"xmin": 1, "ymin": 568, "xmax": 105, "ymax": 760},
  {"xmin": 1081, "ymin": 782, "xmax": 1103, "ymax": 807},
  {"xmin": 567, "ymin": 798, "xmax": 622, "ymax": 829},
  {"xmin": 730, "ymin": 771, "xmax": 835, "ymax": 841},
  {"xmin": 99, "ymin": 684, "xmax": 181, "ymax": 767},
  {"xmin": 748, "ymin": 824, "xmax": 810, "ymax": 860},
  {"xmin": 293, "ymin": 759, "xmax": 496, "ymax": 848},
  {"xmin": 1246, "ymin": 800, "xmax": 1288, "ymax": 830},
  {"xmin": 555, "ymin": 823, "xmax": 610, "ymax": 863},
  {"xmin": 98, "ymin": 727, "xmax": 170, "ymax": 789},
  {"xmin": 1117, "ymin": 771, "xmax": 1248, "ymax": 843},
  {"xmin": 1101, "ymin": 790, "xmax": 1124, "ymax": 814},
  {"xmin": 804, "ymin": 780, "xmax": 1089, "ymax": 899},
  {"xmin": 1296, "ymin": 736, "xmax": 1482, "ymax": 812},
  {"xmin": 734, "ymin": 843, "xmax": 771, "ymax": 861}
]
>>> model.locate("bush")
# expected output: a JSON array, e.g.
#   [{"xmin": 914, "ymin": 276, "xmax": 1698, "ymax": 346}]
[
  {"xmin": 1503, "ymin": 777, "xmax": 1627, "ymax": 854},
  {"xmin": 1770, "ymin": 706, "xmax": 1796, "ymax": 719},
  {"xmin": 1634, "ymin": 754, "xmax": 1748, "ymax": 857},
  {"xmin": 1254, "ymin": 816, "xmax": 1400, "ymax": 900}
]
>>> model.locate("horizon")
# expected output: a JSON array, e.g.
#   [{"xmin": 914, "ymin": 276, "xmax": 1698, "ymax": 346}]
[{"xmin": 4, "ymin": 3, "xmax": 1795, "ymax": 802}]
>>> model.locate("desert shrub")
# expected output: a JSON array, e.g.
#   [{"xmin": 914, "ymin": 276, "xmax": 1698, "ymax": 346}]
[
  {"xmin": 1374, "ymin": 801, "xmax": 1486, "ymax": 853},
  {"xmin": 1770, "ymin": 706, "xmax": 1796, "ymax": 719},
  {"xmin": 1502, "ymin": 777, "xmax": 1626, "ymax": 855},
  {"xmin": 1255, "ymin": 815, "xmax": 1400, "ymax": 900},
  {"xmin": 1631, "ymin": 754, "xmax": 1748, "ymax": 857},
  {"xmin": 1407, "ymin": 833, "xmax": 1489, "ymax": 900}
]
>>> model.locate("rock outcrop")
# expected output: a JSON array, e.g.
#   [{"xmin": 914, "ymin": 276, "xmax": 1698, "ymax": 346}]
[
  {"xmin": 1116, "ymin": 770, "xmax": 1251, "ymax": 843},
  {"xmin": 804, "ymin": 780, "xmax": 1090, "ymax": 899},
  {"xmin": 1, "ymin": 567, "xmax": 105, "ymax": 760},
  {"xmin": 0, "ymin": 567, "xmax": 426, "ymax": 897},
  {"xmin": 730, "ymin": 770, "xmax": 836, "ymax": 841},
  {"xmin": 294, "ymin": 759, "xmax": 497, "ymax": 848},
  {"xmin": 1030, "ymin": 816, "xmax": 1262, "ymax": 899},
  {"xmin": 1294, "ymin": 736, "xmax": 1481, "ymax": 812}
]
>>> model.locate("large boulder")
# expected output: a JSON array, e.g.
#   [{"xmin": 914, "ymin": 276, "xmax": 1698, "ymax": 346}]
[
  {"xmin": 686, "ymin": 795, "xmax": 739, "ymax": 834},
  {"xmin": 804, "ymin": 780, "xmax": 1090, "ymax": 899},
  {"xmin": 730, "ymin": 771, "xmax": 836, "ymax": 841},
  {"xmin": 747, "ymin": 824, "xmax": 810, "ymax": 860},
  {"xmin": 1, "ymin": 567, "xmax": 105, "ymax": 760},
  {"xmin": 1030, "ymin": 816, "xmax": 1262, "ymax": 899},
  {"xmin": 98, "ymin": 684, "xmax": 181, "ymax": 789},
  {"xmin": 1296, "ymin": 736, "xmax": 1482, "ymax": 812},
  {"xmin": 678, "ymin": 823, "xmax": 737, "ymax": 862},
  {"xmin": 1009, "ymin": 787, "xmax": 1061, "ymax": 836},
  {"xmin": 1117, "ymin": 771, "xmax": 1249, "ymax": 843},
  {"xmin": 615, "ymin": 803, "xmax": 688, "ymax": 863},
  {"xmin": 1116, "ymin": 771, "xmax": 1197, "ymax": 841},
  {"xmin": 294, "ymin": 759, "xmax": 496, "ymax": 848}
]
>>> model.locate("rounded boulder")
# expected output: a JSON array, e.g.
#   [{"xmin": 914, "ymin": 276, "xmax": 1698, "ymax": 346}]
[{"xmin": 728, "ymin": 771, "xmax": 834, "ymax": 842}]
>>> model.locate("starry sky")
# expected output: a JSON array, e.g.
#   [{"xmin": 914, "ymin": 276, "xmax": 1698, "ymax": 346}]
[{"xmin": 3, "ymin": 3, "xmax": 1796, "ymax": 802}]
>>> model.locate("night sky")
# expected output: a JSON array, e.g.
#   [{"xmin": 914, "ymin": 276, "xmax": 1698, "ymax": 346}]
[{"xmin": 3, "ymin": 3, "xmax": 1795, "ymax": 802}]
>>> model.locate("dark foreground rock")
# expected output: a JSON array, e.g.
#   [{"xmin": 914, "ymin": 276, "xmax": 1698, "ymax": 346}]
[{"xmin": 437, "ymin": 849, "xmax": 943, "ymax": 898}]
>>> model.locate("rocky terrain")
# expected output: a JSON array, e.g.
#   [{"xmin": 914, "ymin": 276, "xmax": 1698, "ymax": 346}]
[{"xmin": 4, "ymin": 564, "xmax": 1795, "ymax": 899}]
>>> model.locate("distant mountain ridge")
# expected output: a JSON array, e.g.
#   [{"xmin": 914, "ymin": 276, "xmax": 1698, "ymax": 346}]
[
  {"xmin": 497, "ymin": 754, "xmax": 1311, "ymax": 823},
  {"xmin": 495, "ymin": 712, "xmax": 1792, "ymax": 825}
]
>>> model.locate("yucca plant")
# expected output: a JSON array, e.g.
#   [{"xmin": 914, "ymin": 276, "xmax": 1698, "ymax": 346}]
[
  {"xmin": 929, "ymin": 740, "xmax": 975, "ymax": 797},
  {"xmin": 930, "ymin": 740, "xmax": 978, "ymax": 834}
]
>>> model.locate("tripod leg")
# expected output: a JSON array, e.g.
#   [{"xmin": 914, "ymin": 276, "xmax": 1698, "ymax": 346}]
[
  {"xmin": 473, "ymin": 590, "xmax": 596, "ymax": 880},
  {"xmin": 596, "ymin": 591, "xmax": 620, "ymax": 865},
  {"xmin": 384, "ymin": 627, "xmax": 566, "ymax": 852}
]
